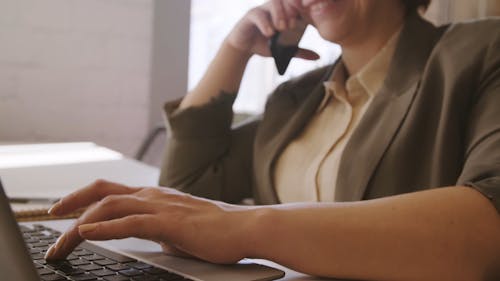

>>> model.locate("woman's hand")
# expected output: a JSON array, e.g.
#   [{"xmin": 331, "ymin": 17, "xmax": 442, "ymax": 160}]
[
  {"xmin": 44, "ymin": 180, "xmax": 259, "ymax": 264},
  {"xmin": 225, "ymin": 0, "xmax": 319, "ymax": 60},
  {"xmin": 178, "ymin": 0, "xmax": 319, "ymax": 109}
]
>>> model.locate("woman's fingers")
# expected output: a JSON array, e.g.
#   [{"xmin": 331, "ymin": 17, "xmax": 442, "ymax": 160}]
[
  {"xmin": 78, "ymin": 215, "xmax": 160, "ymax": 241},
  {"xmin": 48, "ymin": 180, "xmax": 140, "ymax": 216},
  {"xmin": 44, "ymin": 185, "xmax": 250, "ymax": 265},
  {"xmin": 247, "ymin": 7, "xmax": 275, "ymax": 37},
  {"xmin": 45, "ymin": 194, "xmax": 156, "ymax": 260},
  {"xmin": 282, "ymin": 0, "xmax": 303, "ymax": 28},
  {"xmin": 226, "ymin": 0, "xmax": 309, "ymax": 57},
  {"xmin": 270, "ymin": 0, "xmax": 288, "ymax": 31},
  {"xmin": 77, "ymin": 216, "xmax": 198, "ymax": 257}
]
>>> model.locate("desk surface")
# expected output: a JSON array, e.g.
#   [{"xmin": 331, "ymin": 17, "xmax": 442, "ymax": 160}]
[
  {"xmin": 1, "ymin": 158, "xmax": 160, "ymax": 199},
  {"xmin": 0, "ymin": 142, "xmax": 159, "ymax": 199}
]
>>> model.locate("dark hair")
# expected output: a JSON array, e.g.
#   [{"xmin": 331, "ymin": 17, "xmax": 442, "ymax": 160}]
[{"xmin": 401, "ymin": 0, "xmax": 431, "ymax": 13}]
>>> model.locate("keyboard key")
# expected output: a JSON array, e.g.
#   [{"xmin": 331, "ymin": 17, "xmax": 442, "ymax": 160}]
[
  {"xmin": 69, "ymin": 259, "xmax": 91, "ymax": 266},
  {"xmin": 74, "ymin": 249, "xmax": 93, "ymax": 256},
  {"xmin": 47, "ymin": 261, "xmax": 84, "ymax": 276},
  {"xmin": 70, "ymin": 273, "xmax": 98, "ymax": 281},
  {"xmin": 46, "ymin": 261, "xmax": 69, "ymax": 269},
  {"xmin": 131, "ymin": 275, "xmax": 162, "ymax": 281},
  {"xmin": 32, "ymin": 241, "xmax": 49, "ymax": 247},
  {"xmin": 35, "ymin": 246, "xmax": 50, "ymax": 252},
  {"xmin": 46, "ymin": 238, "xmax": 58, "ymax": 244},
  {"xmin": 91, "ymin": 269, "xmax": 117, "ymax": 277},
  {"xmin": 40, "ymin": 235, "xmax": 58, "ymax": 241},
  {"xmin": 40, "ymin": 273, "xmax": 66, "ymax": 281},
  {"xmin": 119, "ymin": 268, "xmax": 143, "ymax": 277},
  {"xmin": 127, "ymin": 262, "xmax": 153, "ymax": 270},
  {"xmin": 94, "ymin": 259, "xmax": 117, "ymax": 266},
  {"xmin": 25, "ymin": 238, "xmax": 40, "ymax": 244},
  {"xmin": 30, "ymin": 248, "xmax": 42, "ymax": 254},
  {"xmin": 37, "ymin": 267, "xmax": 54, "ymax": 275},
  {"xmin": 143, "ymin": 267, "xmax": 168, "ymax": 275},
  {"xmin": 35, "ymin": 259, "xmax": 48, "ymax": 265},
  {"xmin": 107, "ymin": 263, "xmax": 130, "ymax": 271},
  {"xmin": 79, "ymin": 263, "xmax": 103, "ymax": 271},
  {"xmin": 83, "ymin": 254, "xmax": 105, "ymax": 261},
  {"xmin": 67, "ymin": 254, "xmax": 80, "ymax": 260},
  {"xmin": 31, "ymin": 253, "xmax": 45, "ymax": 260},
  {"xmin": 103, "ymin": 275, "xmax": 130, "ymax": 281},
  {"xmin": 59, "ymin": 268, "xmax": 85, "ymax": 276}
]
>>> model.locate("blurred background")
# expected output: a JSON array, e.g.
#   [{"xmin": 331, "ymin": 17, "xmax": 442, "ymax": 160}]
[{"xmin": 0, "ymin": 0, "xmax": 499, "ymax": 166}]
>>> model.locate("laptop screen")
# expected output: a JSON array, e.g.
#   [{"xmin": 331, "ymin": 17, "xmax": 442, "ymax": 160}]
[{"xmin": 0, "ymin": 179, "xmax": 39, "ymax": 281}]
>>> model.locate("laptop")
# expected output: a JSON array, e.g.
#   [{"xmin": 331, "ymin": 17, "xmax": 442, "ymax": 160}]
[{"xmin": 0, "ymin": 179, "xmax": 285, "ymax": 281}]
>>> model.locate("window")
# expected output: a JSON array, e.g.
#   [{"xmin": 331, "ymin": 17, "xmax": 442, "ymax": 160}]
[{"xmin": 189, "ymin": 0, "xmax": 341, "ymax": 114}]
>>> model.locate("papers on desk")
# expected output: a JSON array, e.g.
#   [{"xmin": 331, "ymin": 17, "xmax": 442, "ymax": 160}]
[
  {"xmin": 10, "ymin": 201, "xmax": 85, "ymax": 222},
  {"xmin": 0, "ymin": 142, "xmax": 160, "ymax": 200}
]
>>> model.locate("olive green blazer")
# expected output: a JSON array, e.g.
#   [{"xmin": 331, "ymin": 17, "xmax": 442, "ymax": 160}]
[{"xmin": 159, "ymin": 13, "xmax": 500, "ymax": 212}]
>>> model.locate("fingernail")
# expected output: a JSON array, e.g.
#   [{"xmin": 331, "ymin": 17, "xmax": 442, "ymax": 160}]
[
  {"xmin": 44, "ymin": 244, "xmax": 56, "ymax": 259},
  {"xmin": 48, "ymin": 201, "xmax": 61, "ymax": 215},
  {"xmin": 54, "ymin": 233, "xmax": 66, "ymax": 249},
  {"xmin": 45, "ymin": 233, "xmax": 65, "ymax": 259},
  {"xmin": 79, "ymin": 223, "xmax": 97, "ymax": 234}
]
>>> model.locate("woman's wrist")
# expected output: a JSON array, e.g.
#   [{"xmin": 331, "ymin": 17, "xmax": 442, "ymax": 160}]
[
  {"xmin": 179, "ymin": 39, "xmax": 252, "ymax": 110},
  {"xmin": 239, "ymin": 206, "xmax": 279, "ymax": 260},
  {"xmin": 220, "ymin": 39, "xmax": 253, "ymax": 63}
]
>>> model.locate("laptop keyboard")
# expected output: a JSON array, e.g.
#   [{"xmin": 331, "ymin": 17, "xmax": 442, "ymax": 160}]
[{"xmin": 21, "ymin": 224, "xmax": 193, "ymax": 281}]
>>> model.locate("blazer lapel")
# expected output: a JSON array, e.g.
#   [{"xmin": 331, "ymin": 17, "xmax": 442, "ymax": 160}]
[{"xmin": 335, "ymin": 13, "xmax": 449, "ymax": 202}]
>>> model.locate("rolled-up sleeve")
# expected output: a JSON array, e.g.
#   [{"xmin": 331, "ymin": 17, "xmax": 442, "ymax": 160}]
[
  {"xmin": 458, "ymin": 31, "xmax": 500, "ymax": 213},
  {"xmin": 159, "ymin": 92, "xmax": 258, "ymax": 203}
]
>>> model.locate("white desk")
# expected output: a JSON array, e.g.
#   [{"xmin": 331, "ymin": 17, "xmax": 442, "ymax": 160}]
[{"xmin": 0, "ymin": 142, "xmax": 159, "ymax": 199}]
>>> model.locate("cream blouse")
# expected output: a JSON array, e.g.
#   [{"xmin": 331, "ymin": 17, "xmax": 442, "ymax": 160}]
[{"xmin": 274, "ymin": 30, "xmax": 401, "ymax": 202}]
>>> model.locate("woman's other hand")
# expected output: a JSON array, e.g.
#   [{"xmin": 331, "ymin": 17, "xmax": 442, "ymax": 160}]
[
  {"xmin": 179, "ymin": 0, "xmax": 319, "ymax": 109},
  {"xmin": 226, "ymin": 0, "xmax": 319, "ymax": 60},
  {"xmin": 44, "ymin": 180, "xmax": 259, "ymax": 264}
]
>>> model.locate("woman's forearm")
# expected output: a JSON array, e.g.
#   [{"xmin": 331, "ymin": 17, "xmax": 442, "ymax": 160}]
[
  {"xmin": 179, "ymin": 41, "xmax": 252, "ymax": 110},
  {"xmin": 248, "ymin": 187, "xmax": 500, "ymax": 281}
]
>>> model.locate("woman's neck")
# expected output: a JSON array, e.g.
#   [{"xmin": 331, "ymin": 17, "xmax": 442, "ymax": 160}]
[{"xmin": 341, "ymin": 14, "xmax": 405, "ymax": 77}]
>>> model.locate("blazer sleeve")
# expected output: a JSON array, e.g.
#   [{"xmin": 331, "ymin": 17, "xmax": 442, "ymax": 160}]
[
  {"xmin": 457, "ymin": 30, "xmax": 500, "ymax": 213},
  {"xmin": 158, "ymin": 92, "xmax": 259, "ymax": 203}
]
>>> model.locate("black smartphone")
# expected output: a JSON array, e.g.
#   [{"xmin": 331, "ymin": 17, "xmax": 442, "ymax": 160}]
[{"xmin": 269, "ymin": 20, "xmax": 307, "ymax": 75}]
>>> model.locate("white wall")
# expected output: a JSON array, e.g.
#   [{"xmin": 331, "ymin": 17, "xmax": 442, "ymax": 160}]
[
  {"xmin": 425, "ymin": 0, "xmax": 500, "ymax": 25},
  {"xmin": 0, "ymin": 0, "xmax": 190, "ymax": 157}
]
